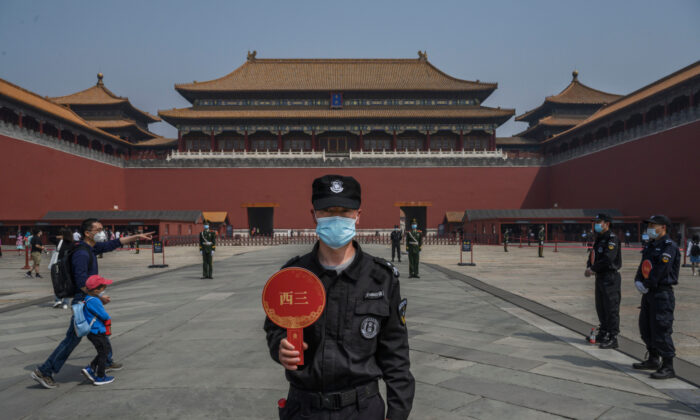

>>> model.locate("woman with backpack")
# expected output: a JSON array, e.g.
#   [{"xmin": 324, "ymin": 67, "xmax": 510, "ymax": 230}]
[{"xmin": 688, "ymin": 234, "xmax": 700, "ymax": 276}]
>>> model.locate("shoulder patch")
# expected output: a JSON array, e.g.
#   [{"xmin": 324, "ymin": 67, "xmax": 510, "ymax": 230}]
[
  {"xmin": 398, "ymin": 298, "xmax": 407, "ymax": 326},
  {"xmin": 373, "ymin": 257, "xmax": 400, "ymax": 278}
]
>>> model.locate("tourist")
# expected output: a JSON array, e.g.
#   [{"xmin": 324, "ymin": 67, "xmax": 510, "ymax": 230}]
[
  {"xmin": 31, "ymin": 218, "xmax": 152, "ymax": 389},
  {"xmin": 264, "ymin": 174, "xmax": 414, "ymax": 419},
  {"xmin": 49, "ymin": 229, "xmax": 72, "ymax": 309},
  {"xmin": 80, "ymin": 274, "xmax": 116, "ymax": 386},
  {"xmin": 688, "ymin": 234, "xmax": 700, "ymax": 276},
  {"xmin": 27, "ymin": 228, "xmax": 45, "ymax": 278}
]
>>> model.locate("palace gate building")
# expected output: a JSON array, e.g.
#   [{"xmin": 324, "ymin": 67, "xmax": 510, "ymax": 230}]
[{"xmin": 1, "ymin": 54, "xmax": 698, "ymax": 242}]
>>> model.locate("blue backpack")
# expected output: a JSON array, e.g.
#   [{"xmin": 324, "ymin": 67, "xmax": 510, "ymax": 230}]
[{"xmin": 72, "ymin": 298, "xmax": 97, "ymax": 337}]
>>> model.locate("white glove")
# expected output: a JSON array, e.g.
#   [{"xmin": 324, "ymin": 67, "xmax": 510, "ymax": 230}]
[
  {"xmin": 211, "ymin": 251, "xmax": 215, "ymax": 256},
  {"xmin": 200, "ymin": 250, "xmax": 203, "ymax": 255},
  {"xmin": 635, "ymin": 281, "xmax": 649, "ymax": 294}
]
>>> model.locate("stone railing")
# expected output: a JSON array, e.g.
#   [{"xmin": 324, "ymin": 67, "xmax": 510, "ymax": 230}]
[
  {"xmin": 546, "ymin": 105, "xmax": 700, "ymax": 166},
  {"xmin": 0, "ymin": 121, "xmax": 125, "ymax": 167},
  {"xmin": 167, "ymin": 147, "xmax": 507, "ymax": 160}
]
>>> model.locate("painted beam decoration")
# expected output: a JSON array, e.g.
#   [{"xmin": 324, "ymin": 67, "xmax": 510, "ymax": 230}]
[{"xmin": 179, "ymin": 124, "xmax": 498, "ymax": 136}]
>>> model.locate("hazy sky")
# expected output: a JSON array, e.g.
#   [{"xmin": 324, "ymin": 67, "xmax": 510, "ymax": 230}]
[{"xmin": 1, "ymin": 0, "xmax": 698, "ymax": 138}]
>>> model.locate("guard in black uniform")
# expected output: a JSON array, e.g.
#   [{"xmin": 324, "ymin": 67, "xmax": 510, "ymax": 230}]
[
  {"xmin": 264, "ymin": 175, "xmax": 415, "ymax": 420},
  {"xmin": 585, "ymin": 214, "xmax": 622, "ymax": 349},
  {"xmin": 390, "ymin": 225, "xmax": 402, "ymax": 263},
  {"xmin": 632, "ymin": 215, "xmax": 680, "ymax": 379}
]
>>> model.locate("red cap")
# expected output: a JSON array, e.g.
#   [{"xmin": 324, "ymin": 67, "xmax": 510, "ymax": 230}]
[{"xmin": 86, "ymin": 274, "xmax": 113, "ymax": 290}]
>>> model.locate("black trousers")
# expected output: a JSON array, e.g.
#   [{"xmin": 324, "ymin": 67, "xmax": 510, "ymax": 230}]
[
  {"xmin": 391, "ymin": 242, "xmax": 401, "ymax": 261},
  {"xmin": 639, "ymin": 288, "xmax": 675, "ymax": 359},
  {"xmin": 280, "ymin": 389, "xmax": 385, "ymax": 420},
  {"xmin": 87, "ymin": 333, "xmax": 112, "ymax": 377},
  {"xmin": 594, "ymin": 272, "xmax": 621, "ymax": 335}
]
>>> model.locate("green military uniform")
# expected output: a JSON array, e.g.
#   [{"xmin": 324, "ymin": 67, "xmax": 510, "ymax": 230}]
[
  {"xmin": 199, "ymin": 229, "xmax": 216, "ymax": 279},
  {"xmin": 538, "ymin": 226, "xmax": 545, "ymax": 258},
  {"xmin": 503, "ymin": 230, "xmax": 510, "ymax": 252},
  {"xmin": 406, "ymin": 224, "xmax": 423, "ymax": 278}
]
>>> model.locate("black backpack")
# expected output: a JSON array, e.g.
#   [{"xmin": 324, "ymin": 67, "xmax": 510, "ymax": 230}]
[
  {"xmin": 50, "ymin": 242, "xmax": 93, "ymax": 298},
  {"xmin": 691, "ymin": 242, "xmax": 700, "ymax": 257}
]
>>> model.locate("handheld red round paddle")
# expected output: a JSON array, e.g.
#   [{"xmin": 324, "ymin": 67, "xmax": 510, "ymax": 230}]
[
  {"xmin": 641, "ymin": 259, "xmax": 652, "ymax": 279},
  {"xmin": 262, "ymin": 267, "xmax": 326, "ymax": 365}
]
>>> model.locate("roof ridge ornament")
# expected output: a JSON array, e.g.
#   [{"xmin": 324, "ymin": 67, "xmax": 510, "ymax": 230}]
[
  {"xmin": 247, "ymin": 50, "xmax": 257, "ymax": 62},
  {"xmin": 417, "ymin": 50, "xmax": 427, "ymax": 61},
  {"xmin": 572, "ymin": 70, "xmax": 579, "ymax": 81},
  {"xmin": 97, "ymin": 72, "xmax": 104, "ymax": 86}
]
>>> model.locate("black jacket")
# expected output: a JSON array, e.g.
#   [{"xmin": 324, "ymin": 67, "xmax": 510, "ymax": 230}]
[
  {"xmin": 264, "ymin": 241, "xmax": 414, "ymax": 420},
  {"xmin": 635, "ymin": 235, "xmax": 680, "ymax": 289},
  {"xmin": 587, "ymin": 230, "xmax": 622, "ymax": 274}
]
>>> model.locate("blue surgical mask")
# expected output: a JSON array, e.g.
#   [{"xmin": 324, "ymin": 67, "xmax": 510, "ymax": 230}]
[
  {"xmin": 411, "ymin": 225, "xmax": 417, "ymax": 229},
  {"xmin": 594, "ymin": 223, "xmax": 603, "ymax": 233},
  {"xmin": 316, "ymin": 216, "xmax": 356, "ymax": 249},
  {"xmin": 646, "ymin": 227, "xmax": 659, "ymax": 239}
]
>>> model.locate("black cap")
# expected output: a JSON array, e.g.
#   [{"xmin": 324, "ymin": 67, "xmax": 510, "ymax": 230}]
[
  {"xmin": 312, "ymin": 175, "xmax": 361, "ymax": 210},
  {"xmin": 644, "ymin": 214, "xmax": 671, "ymax": 227},
  {"xmin": 592, "ymin": 213, "xmax": 612, "ymax": 223}
]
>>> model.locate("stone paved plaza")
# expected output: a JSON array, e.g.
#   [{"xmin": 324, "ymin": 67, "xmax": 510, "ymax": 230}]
[{"xmin": 0, "ymin": 245, "xmax": 699, "ymax": 419}]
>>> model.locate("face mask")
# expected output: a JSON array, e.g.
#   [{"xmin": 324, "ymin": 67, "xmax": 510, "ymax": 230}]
[
  {"xmin": 594, "ymin": 223, "xmax": 603, "ymax": 233},
  {"xmin": 93, "ymin": 231, "xmax": 108, "ymax": 243},
  {"xmin": 315, "ymin": 216, "xmax": 356, "ymax": 249},
  {"xmin": 203, "ymin": 225, "xmax": 209, "ymax": 230},
  {"xmin": 646, "ymin": 227, "xmax": 659, "ymax": 239},
  {"xmin": 411, "ymin": 225, "xmax": 417, "ymax": 229}
]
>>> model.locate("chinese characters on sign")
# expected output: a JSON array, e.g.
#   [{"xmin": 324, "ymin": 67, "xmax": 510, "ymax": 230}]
[{"xmin": 280, "ymin": 291, "xmax": 309, "ymax": 306}]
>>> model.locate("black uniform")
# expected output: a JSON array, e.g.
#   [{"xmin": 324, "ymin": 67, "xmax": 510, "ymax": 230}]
[
  {"xmin": 264, "ymin": 241, "xmax": 415, "ymax": 420},
  {"xmin": 635, "ymin": 234, "xmax": 680, "ymax": 360},
  {"xmin": 587, "ymin": 230, "xmax": 622, "ymax": 338},
  {"xmin": 390, "ymin": 230, "xmax": 402, "ymax": 262}
]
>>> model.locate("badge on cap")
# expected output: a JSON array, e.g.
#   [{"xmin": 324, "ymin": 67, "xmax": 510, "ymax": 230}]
[
  {"xmin": 398, "ymin": 298, "xmax": 407, "ymax": 326},
  {"xmin": 608, "ymin": 244, "xmax": 615, "ymax": 250},
  {"xmin": 330, "ymin": 180, "xmax": 344, "ymax": 193},
  {"xmin": 360, "ymin": 317, "xmax": 380, "ymax": 339}
]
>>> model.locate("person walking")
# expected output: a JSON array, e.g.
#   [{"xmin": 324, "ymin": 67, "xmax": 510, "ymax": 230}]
[
  {"xmin": 390, "ymin": 224, "xmax": 402, "ymax": 262},
  {"xmin": 27, "ymin": 228, "xmax": 46, "ymax": 278},
  {"xmin": 687, "ymin": 234, "xmax": 700, "ymax": 276},
  {"xmin": 199, "ymin": 224, "xmax": 216, "ymax": 279},
  {"xmin": 406, "ymin": 219, "xmax": 422, "ymax": 278},
  {"xmin": 632, "ymin": 215, "xmax": 680, "ymax": 379},
  {"xmin": 31, "ymin": 218, "xmax": 152, "ymax": 389},
  {"xmin": 264, "ymin": 174, "xmax": 414, "ymax": 420},
  {"xmin": 503, "ymin": 228, "xmax": 510, "ymax": 252},
  {"xmin": 537, "ymin": 225, "xmax": 545, "ymax": 258},
  {"xmin": 585, "ymin": 214, "xmax": 622, "ymax": 349},
  {"xmin": 49, "ymin": 228, "xmax": 73, "ymax": 309},
  {"xmin": 80, "ymin": 275, "xmax": 116, "ymax": 386}
]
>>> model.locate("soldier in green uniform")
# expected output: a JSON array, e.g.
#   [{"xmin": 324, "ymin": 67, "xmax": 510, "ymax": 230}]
[
  {"xmin": 503, "ymin": 228, "xmax": 510, "ymax": 252},
  {"xmin": 199, "ymin": 224, "xmax": 216, "ymax": 279},
  {"xmin": 406, "ymin": 219, "xmax": 423, "ymax": 278},
  {"xmin": 538, "ymin": 225, "xmax": 545, "ymax": 258}
]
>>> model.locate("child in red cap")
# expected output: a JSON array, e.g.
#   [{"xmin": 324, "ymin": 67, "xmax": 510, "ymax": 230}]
[{"xmin": 81, "ymin": 275, "xmax": 115, "ymax": 385}]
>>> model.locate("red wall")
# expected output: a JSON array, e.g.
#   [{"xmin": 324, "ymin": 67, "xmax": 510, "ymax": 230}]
[
  {"xmin": 0, "ymin": 135, "xmax": 126, "ymax": 220},
  {"xmin": 548, "ymin": 121, "xmax": 700, "ymax": 226},
  {"xmin": 123, "ymin": 166, "xmax": 549, "ymax": 229}
]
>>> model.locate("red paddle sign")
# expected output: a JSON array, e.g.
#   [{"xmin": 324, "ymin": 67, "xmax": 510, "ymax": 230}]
[
  {"xmin": 641, "ymin": 259, "xmax": 653, "ymax": 279},
  {"xmin": 262, "ymin": 267, "xmax": 326, "ymax": 365}
]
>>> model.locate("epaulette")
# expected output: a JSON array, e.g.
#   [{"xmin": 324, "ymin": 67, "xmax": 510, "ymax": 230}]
[
  {"xmin": 281, "ymin": 255, "xmax": 302, "ymax": 269},
  {"xmin": 373, "ymin": 256, "xmax": 400, "ymax": 278}
]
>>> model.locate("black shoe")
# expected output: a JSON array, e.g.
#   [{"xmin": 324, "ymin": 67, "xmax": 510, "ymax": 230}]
[
  {"xmin": 35, "ymin": 273, "xmax": 42, "ymax": 278},
  {"xmin": 633, "ymin": 353, "xmax": 662, "ymax": 370},
  {"xmin": 415, "ymin": 275, "xmax": 420, "ymax": 278},
  {"xmin": 650, "ymin": 359, "xmax": 675, "ymax": 379},
  {"xmin": 26, "ymin": 271, "xmax": 32, "ymax": 278},
  {"xmin": 599, "ymin": 335, "xmax": 618, "ymax": 349},
  {"xmin": 594, "ymin": 331, "xmax": 607, "ymax": 343}
]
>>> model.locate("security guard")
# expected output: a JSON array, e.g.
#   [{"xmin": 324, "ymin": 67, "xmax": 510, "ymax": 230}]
[
  {"xmin": 503, "ymin": 228, "xmax": 510, "ymax": 252},
  {"xmin": 390, "ymin": 225, "xmax": 402, "ymax": 263},
  {"xmin": 264, "ymin": 175, "xmax": 414, "ymax": 420},
  {"xmin": 632, "ymin": 215, "xmax": 680, "ymax": 379},
  {"xmin": 585, "ymin": 214, "xmax": 622, "ymax": 349},
  {"xmin": 199, "ymin": 223, "xmax": 216, "ymax": 279},
  {"xmin": 537, "ymin": 225, "xmax": 545, "ymax": 257},
  {"xmin": 406, "ymin": 219, "xmax": 422, "ymax": 278}
]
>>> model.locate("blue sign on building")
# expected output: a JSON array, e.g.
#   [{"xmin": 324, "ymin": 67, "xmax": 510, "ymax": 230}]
[{"xmin": 331, "ymin": 92, "xmax": 343, "ymax": 108}]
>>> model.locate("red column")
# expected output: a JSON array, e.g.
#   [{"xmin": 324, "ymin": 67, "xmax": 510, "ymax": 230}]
[
  {"xmin": 210, "ymin": 131, "xmax": 216, "ymax": 151},
  {"xmin": 39, "ymin": 121, "xmax": 44, "ymax": 134},
  {"xmin": 359, "ymin": 130, "xmax": 363, "ymax": 151},
  {"xmin": 17, "ymin": 112, "xmax": 22, "ymax": 128},
  {"xmin": 57, "ymin": 129, "xmax": 62, "ymax": 140},
  {"xmin": 392, "ymin": 130, "xmax": 397, "ymax": 150},
  {"xmin": 73, "ymin": 134, "xmax": 78, "ymax": 144},
  {"xmin": 244, "ymin": 130, "xmax": 249, "ymax": 151},
  {"xmin": 664, "ymin": 102, "xmax": 669, "ymax": 117},
  {"xmin": 178, "ymin": 131, "xmax": 183, "ymax": 152},
  {"xmin": 458, "ymin": 130, "xmax": 463, "ymax": 150},
  {"xmin": 311, "ymin": 130, "xmax": 316, "ymax": 151},
  {"xmin": 642, "ymin": 112, "xmax": 646, "ymax": 124},
  {"xmin": 425, "ymin": 131, "xmax": 431, "ymax": 150},
  {"xmin": 102, "ymin": 144, "xmax": 105, "ymax": 153},
  {"xmin": 489, "ymin": 133, "xmax": 496, "ymax": 151},
  {"xmin": 278, "ymin": 131, "xmax": 282, "ymax": 151}
]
